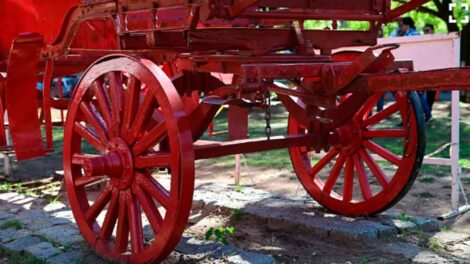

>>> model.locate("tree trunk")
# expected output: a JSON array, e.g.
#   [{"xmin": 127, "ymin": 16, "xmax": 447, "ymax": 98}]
[{"xmin": 461, "ymin": 23, "xmax": 470, "ymax": 102}]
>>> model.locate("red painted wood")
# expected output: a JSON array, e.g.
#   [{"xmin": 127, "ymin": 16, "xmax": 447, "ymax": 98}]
[
  {"xmin": 288, "ymin": 91, "xmax": 424, "ymax": 216},
  {"xmin": 6, "ymin": 33, "xmax": 46, "ymax": 160},
  {"xmin": 63, "ymin": 56, "xmax": 194, "ymax": 263}
]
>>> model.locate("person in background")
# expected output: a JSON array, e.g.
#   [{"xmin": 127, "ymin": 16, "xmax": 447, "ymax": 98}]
[
  {"xmin": 390, "ymin": 17, "xmax": 420, "ymax": 37},
  {"xmin": 388, "ymin": 17, "xmax": 432, "ymax": 124},
  {"xmin": 424, "ymin": 23, "xmax": 437, "ymax": 121},
  {"xmin": 424, "ymin": 23, "xmax": 435, "ymax": 34}
]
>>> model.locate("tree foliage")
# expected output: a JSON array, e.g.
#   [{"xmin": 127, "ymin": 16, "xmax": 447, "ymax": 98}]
[{"xmin": 304, "ymin": 0, "xmax": 470, "ymax": 34}]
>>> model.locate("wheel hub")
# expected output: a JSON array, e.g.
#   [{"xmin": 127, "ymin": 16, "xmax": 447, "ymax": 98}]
[
  {"xmin": 82, "ymin": 137, "xmax": 134, "ymax": 190},
  {"xmin": 330, "ymin": 121, "xmax": 363, "ymax": 155}
]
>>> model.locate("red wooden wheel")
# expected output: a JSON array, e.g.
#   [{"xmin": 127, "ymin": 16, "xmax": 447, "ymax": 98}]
[
  {"xmin": 288, "ymin": 91, "xmax": 425, "ymax": 216},
  {"xmin": 63, "ymin": 55, "xmax": 194, "ymax": 263}
]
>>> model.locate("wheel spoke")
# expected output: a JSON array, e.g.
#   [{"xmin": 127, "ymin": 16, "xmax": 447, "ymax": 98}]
[
  {"xmin": 79, "ymin": 102, "xmax": 109, "ymax": 144},
  {"xmin": 74, "ymin": 122, "xmax": 106, "ymax": 152},
  {"xmin": 361, "ymin": 102, "xmax": 400, "ymax": 128},
  {"xmin": 354, "ymin": 93, "xmax": 382, "ymax": 122},
  {"xmin": 352, "ymin": 154, "xmax": 372, "ymax": 200},
  {"xmin": 132, "ymin": 121, "xmax": 167, "ymax": 156},
  {"xmin": 75, "ymin": 176, "xmax": 105, "ymax": 187},
  {"xmin": 134, "ymin": 184, "xmax": 163, "ymax": 235},
  {"xmin": 92, "ymin": 79, "xmax": 115, "ymax": 138},
  {"xmin": 130, "ymin": 91, "xmax": 157, "ymax": 143},
  {"xmin": 359, "ymin": 148, "xmax": 389, "ymax": 188},
  {"xmin": 343, "ymin": 156, "xmax": 354, "ymax": 202},
  {"xmin": 135, "ymin": 173, "xmax": 170, "ymax": 209},
  {"xmin": 107, "ymin": 72, "xmax": 124, "ymax": 136},
  {"xmin": 134, "ymin": 152, "xmax": 171, "ymax": 169},
  {"xmin": 363, "ymin": 129, "xmax": 405, "ymax": 138},
  {"xmin": 127, "ymin": 194, "xmax": 144, "ymax": 254},
  {"xmin": 99, "ymin": 188, "xmax": 119, "ymax": 240},
  {"xmin": 72, "ymin": 153, "xmax": 100, "ymax": 165},
  {"xmin": 122, "ymin": 75, "xmax": 141, "ymax": 139},
  {"xmin": 308, "ymin": 148, "xmax": 339, "ymax": 177},
  {"xmin": 85, "ymin": 186, "xmax": 112, "ymax": 223},
  {"xmin": 116, "ymin": 192, "xmax": 130, "ymax": 253},
  {"xmin": 363, "ymin": 140, "xmax": 401, "ymax": 166},
  {"xmin": 323, "ymin": 154, "xmax": 345, "ymax": 194}
]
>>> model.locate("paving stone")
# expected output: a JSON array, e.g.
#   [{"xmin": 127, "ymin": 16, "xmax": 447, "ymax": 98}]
[
  {"xmin": 382, "ymin": 242, "xmax": 458, "ymax": 264},
  {"xmin": 176, "ymin": 237, "xmax": 275, "ymax": 263},
  {"xmin": 412, "ymin": 251, "xmax": 460, "ymax": 264},
  {"xmin": 176, "ymin": 237, "xmax": 221, "ymax": 256},
  {"xmin": 50, "ymin": 210, "xmax": 76, "ymax": 224},
  {"xmin": 43, "ymin": 202, "xmax": 67, "ymax": 213},
  {"xmin": 0, "ymin": 228, "xmax": 32, "ymax": 243},
  {"xmin": 226, "ymin": 250, "xmax": 276, "ymax": 264},
  {"xmin": 0, "ymin": 228, "xmax": 17, "ymax": 243},
  {"xmin": 11, "ymin": 196, "xmax": 36, "ymax": 209},
  {"xmin": 446, "ymin": 242, "xmax": 470, "ymax": 260},
  {"xmin": 415, "ymin": 217, "xmax": 440, "ymax": 232},
  {"xmin": 193, "ymin": 182, "xmax": 274, "ymax": 210},
  {"xmin": 3, "ymin": 235, "xmax": 42, "ymax": 252},
  {"xmin": 46, "ymin": 251, "xmax": 83, "ymax": 264},
  {"xmin": 328, "ymin": 220, "xmax": 397, "ymax": 242},
  {"xmin": 6, "ymin": 194, "xmax": 27, "ymax": 204},
  {"xmin": 0, "ymin": 192, "xmax": 20, "ymax": 200},
  {"xmin": 50, "ymin": 217, "xmax": 72, "ymax": 226},
  {"xmin": 35, "ymin": 225, "xmax": 82, "ymax": 245},
  {"xmin": 194, "ymin": 183, "xmax": 396, "ymax": 242},
  {"xmin": 27, "ymin": 218, "xmax": 56, "ymax": 231},
  {"xmin": 25, "ymin": 242, "xmax": 61, "ymax": 260},
  {"xmin": 432, "ymin": 232, "xmax": 470, "ymax": 245},
  {"xmin": 391, "ymin": 219, "xmax": 418, "ymax": 231},
  {"xmin": 7, "ymin": 207, "xmax": 22, "ymax": 214},
  {"xmin": 0, "ymin": 211, "xmax": 13, "ymax": 220},
  {"xmin": 15, "ymin": 209, "xmax": 50, "ymax": 224}
]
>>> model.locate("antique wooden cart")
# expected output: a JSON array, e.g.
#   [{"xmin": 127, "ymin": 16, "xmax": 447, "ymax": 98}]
[{"xmin": 1, "ymin": 0, "xmax": 470, "ymax": 262}]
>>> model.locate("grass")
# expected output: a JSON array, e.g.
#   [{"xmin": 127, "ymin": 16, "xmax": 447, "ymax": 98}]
[
  {"xmin": 0, "ymin": 247, "xmax": 45, "ymax": 264},
  {"xmin": 204, "ymin": 226, "xmax": 236, "ymax": 245},
  {"xmin": 0, "ymin": 220, "xmax": 23, "ymax": 230},
  {"xmin": 230, "ymin": 209, "xmax": 246, "ymax": 221},
  {"xmin": 428, "ymin": 237, "xmax": 445, "ymax": 254},
  {"xmin": 398, "ymin": 212, "xmax": 416, "ymax": 223},
  {"xmin": 199, "ymin": 101, "xmax": 470, "ymax": 175},
  {"xmin": 0, "ymin": 182, "xmax": 13, "ymax": 192},
  {"xmin": 401, "ymin": 229, "xmax": 427, "ymax": 240},
  {"xmin": 418, "ymin": 176, "xmax": 436, "ymax": 184},
  {"xmin": 440, "ymin": 226, "xmax": 451, "ymax": 232},
  {"xmin": 47, "ymin": 194, "xmax": 62, "ymax": 204},
  {"xmin": 45, "ymin": 101, "xmax": 469, "ymax": 178}
]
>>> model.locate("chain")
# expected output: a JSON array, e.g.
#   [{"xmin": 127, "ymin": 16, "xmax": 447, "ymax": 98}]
[
  {"xmin": 264, "ymin": 91, "xmax": 272, "ymax": 140},
  {"xmin": 403, "ymin": 92, "xmax": 412, "ymax": 158}
]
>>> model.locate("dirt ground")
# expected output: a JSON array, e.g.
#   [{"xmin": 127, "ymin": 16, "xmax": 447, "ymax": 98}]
[
  {"xmin": 189, "ymin": 99, "xmax": 470, "ymax": 263},
  {"xmin": 1, "ymin": 99, "xmax": 469, "ymax": 263},
  {"xmin": 196, "ymin": 100, "xmax": 470, "ymax": 225}
]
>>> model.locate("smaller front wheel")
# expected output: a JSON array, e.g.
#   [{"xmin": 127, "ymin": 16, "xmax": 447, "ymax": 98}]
[
  {"xmin": 63, "ymin": 55, "xmax": 195, "ymax": 263},
  {"xmin": 288, "ymin": 92, "xmax": 425, "ymax": 216}
]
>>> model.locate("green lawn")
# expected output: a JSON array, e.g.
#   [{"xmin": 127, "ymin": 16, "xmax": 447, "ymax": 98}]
[
  {"xmin": 50, "ymin": 101, "xmax": 470, "ymax": 173},
  {"xmin": 200, "ymin": 101, "xmax": 470, "ymax": 173}
]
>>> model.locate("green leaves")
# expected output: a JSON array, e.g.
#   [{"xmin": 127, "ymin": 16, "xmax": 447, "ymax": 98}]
[{"xmin": 204, "ymin": 226, "xmax": 236, "ymax": 245}]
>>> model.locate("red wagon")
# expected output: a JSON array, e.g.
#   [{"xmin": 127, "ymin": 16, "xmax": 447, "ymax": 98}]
[{"xmin": 1, "ymin": 0, "xmax": 470, "ymax": 262}]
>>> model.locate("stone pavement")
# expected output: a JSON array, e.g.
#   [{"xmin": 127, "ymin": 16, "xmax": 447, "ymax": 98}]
[
  {"xmin": 192, "ymin": 182, "xmax": 470, "ymax": 263},
  {"xmin": 0, "ymin": 191, "xmax": 275, "ymax": 264},
  {"xmin": 192, "ymin": 183, "xmax": 441, "ymax": 242},
  {"xmin": 0, "ymin": 183, "xmax": 470, "ymax": 263}
]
